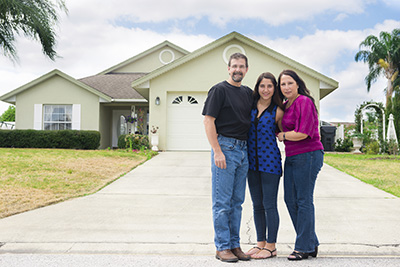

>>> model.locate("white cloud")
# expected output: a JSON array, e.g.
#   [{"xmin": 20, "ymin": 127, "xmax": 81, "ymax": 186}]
[
  {"xmin": 334, "ymin": 13, "xmax": 349, "ymax": 22},
  {"xmin": 62, "ymin": 0, "xmax": 374, "ymax": 27}
]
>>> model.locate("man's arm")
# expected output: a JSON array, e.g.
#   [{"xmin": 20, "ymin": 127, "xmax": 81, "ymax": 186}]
[{"xmin": 204, "ymin": 115, "xmax": 226, "ymax": 169}]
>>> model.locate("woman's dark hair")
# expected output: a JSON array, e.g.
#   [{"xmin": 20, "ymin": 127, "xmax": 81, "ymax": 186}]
[
  {"xmin": 253, "ymin": 72, "xmax": 284, "ymax": 110},
  {"xmin": 277, "ymin": 69, "xmax": 317, "ymax": 111}
]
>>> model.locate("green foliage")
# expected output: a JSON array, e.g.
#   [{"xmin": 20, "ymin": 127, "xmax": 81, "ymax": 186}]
[
  {"xmin": 0, "ymin": 130, "xmax": 100, "ymax": 149},
  {"xmin": 0, "ymin": 105, "xmax": 15, "ymax": 121},
  {"xmin": 365, "ymin": 140, "xmax": 380, "ymax": 154},
  {"xmin": 355, "ymin": 28, "xmax": 400, "ymax": 107},
  {"xmin": 334, "ymin": 137, "xmax": 353, "ymax": 152},
  {"xmin": 0, "ymin": 0, "xmax": 68, "ymax": 61},
  {"xmin": 386, "ymin": 86, "xmax": 400, "ymax": 141},
  {"xmin": 354, "ymin": 100, "xmax": 384, "ymax": 139},
  {"xmin": 118, "ymin": 134, "xmax": 150, "ymax": 150},
  {"xmin": 381, "ymin": 139, "xmax": 399, "ymax": 155}
]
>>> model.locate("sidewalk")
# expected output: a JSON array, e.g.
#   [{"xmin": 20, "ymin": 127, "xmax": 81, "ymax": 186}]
[{"xmin": 0, "ymin": 152, "xmax": 399, "ymax": 264}]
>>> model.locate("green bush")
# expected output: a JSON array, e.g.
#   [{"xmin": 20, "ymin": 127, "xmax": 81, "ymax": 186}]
[
  {"xmin": 334, "ymin": 137, "xmax": 353, "ymax": 152},
  {"xmin": 365, "ymin": 140, "xmax": 380, "ymax": 154},
  {"xmin": 0, "ymin": 130, "xmax": 100, "ymax": 149},
  {"xmin": 118, "ymin": 134, "xmax": 150, "ymax": 150}
]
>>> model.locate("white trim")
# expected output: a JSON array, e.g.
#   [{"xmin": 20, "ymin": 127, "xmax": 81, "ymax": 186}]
[
  {"xmin": 33, "ymin": 104, "xmax": 42, "ymax": 130},
  {"xmin": 111, "ymin": 99, "xmax": 148, "ymax": 102},
  {"xmin": 72, "ymin": 104, "xmax": 81, "ymax": 130},
  {"xmin": 222, "ymin": 44, "xmax": 246, "ymax": 64},
  {"xmin": 159, "ymin": 49, "xmax": 175, "ymax": 65},
  {"xmin": 320, "ymin": 81, "xmax": 334, "ymax": 89}
]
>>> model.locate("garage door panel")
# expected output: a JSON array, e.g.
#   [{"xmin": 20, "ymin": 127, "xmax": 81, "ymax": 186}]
[{"xmin": 166, "ymin": 92, "xmax": 209, "ymax": 151}]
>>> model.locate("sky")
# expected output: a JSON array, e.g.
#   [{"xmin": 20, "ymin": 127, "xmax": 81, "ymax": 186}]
[{"xmin": 1, "ymin": 0, "xmax": 400, "ymax": 122}]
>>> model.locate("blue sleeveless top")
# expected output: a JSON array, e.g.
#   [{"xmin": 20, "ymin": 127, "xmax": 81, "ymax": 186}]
[{"xmin": 248, "ymin": 104, "xmax": 282, "ymax": 175}]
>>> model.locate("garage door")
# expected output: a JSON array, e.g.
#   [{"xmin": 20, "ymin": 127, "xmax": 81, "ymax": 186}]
[{"xmin": 166, "ymin": 92, "xmax": 210, "ymax": 151}]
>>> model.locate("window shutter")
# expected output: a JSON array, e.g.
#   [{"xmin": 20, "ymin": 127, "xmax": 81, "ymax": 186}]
[
  {"xmin": 33, "ymin": 104, "xmax": 42, "ymax": 130},
  {"xmin": 72, "ymin": 104, "xmax": 81, "ymax": 130}
]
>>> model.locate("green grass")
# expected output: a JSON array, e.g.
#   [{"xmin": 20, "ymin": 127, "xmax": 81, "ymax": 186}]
[
  {"xmin": 0, "ymin": 148, "xmax": 157, "ymax": 218},
  {"xmin": 324, "ymin": 153, "xmax": 400, "ymax": 198}
]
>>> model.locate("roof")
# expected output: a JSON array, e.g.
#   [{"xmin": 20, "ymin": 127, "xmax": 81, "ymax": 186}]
[
  {"xmin": 0, "ymin": 69, "xmax": 112, "ymax": 104},
  {"xmin": 131, "ymin": 31, "xmax": 339, "ymax": 98},
  {"xmin": 98, "ymin": 41, "xmax": 190, "ymax": 75},
  {"xmin": 79, "ymin": 73, "xmax": 147, "ymax": 100}
]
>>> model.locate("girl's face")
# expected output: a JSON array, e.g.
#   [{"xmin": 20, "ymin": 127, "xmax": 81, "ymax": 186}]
[
  {"xmin": 258, "ymin": 78, "xmax": 275, "ymax": 102},
  {"xmin": 280, "ymin": 74, "xmax": 298, "ymax": 100}
]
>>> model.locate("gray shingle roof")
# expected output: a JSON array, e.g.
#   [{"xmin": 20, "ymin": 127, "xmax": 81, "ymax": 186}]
[{"xmin": 79, "ymin": 73, "xmax": 147, "ymax": 100}]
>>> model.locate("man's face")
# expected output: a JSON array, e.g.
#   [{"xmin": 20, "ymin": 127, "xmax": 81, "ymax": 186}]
[{"xmin": 228, "ymin": 58, "xmax": 248, "ymax": 84}]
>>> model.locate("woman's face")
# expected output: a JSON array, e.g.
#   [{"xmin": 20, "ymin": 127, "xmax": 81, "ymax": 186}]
[
  {"xmin": 280, "ymin": 74, "xmax": 298, "ymax": 100},
  {"xmin": 258, "ymin": 78, "xmax": 275, "ymax": 102}
]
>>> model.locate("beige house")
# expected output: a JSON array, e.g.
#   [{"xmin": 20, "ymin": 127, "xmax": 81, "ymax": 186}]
[{"xmin": 0, "ymin": 32, "xmax": 338, "ymax": 150}]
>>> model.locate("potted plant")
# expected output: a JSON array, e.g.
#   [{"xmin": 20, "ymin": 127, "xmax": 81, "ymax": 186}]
[
  {"xmin": 125, "ymin": 115, "xmax": 136, "ymax": 124},
  {"xmin": 150, "ymin": 126, "xmax": 159, "ymax": 151},
  {"xmin": 351, "ymin": 132, "xmax": 364, "ymax": 153}
]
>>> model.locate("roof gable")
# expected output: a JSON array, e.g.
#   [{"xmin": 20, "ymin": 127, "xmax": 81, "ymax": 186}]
[
  {"xmin": 131, "ymin": 32, "xmax": 338, "ymax": 98},
  {"xmin": 0, "ymin": 69, "xmax": 112, "ymax": 104},
  {"xmin": 98, "ymin": 41, "xmax": 190, "ymax": 75}
]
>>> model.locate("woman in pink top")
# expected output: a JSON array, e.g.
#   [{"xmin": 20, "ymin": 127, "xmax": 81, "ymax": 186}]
[{"xmin": 276, "ymin": 70, "xmax": 324, "ymax": 261}]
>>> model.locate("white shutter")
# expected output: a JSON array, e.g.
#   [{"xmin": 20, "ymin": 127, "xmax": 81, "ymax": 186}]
[
  {"xmin": 33, "ymin": 104, "xmax": 42, "ymax": 130},
  {"xmin": 72, "ymin": 104, "xmax": 81, "ymax": 130}
]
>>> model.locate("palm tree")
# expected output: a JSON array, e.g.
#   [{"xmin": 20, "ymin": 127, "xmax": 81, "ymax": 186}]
[
  {"xmin": 0, "ymin": 0, "xmax": 68, "ymax": 62},
  {"xmin": 355, "ymin": 28, "xmax": 400, "ymax": 108}
]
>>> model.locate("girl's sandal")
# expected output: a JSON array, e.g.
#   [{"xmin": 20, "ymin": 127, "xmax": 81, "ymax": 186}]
[
  {"xmin": 288, "ymin": 251, "xmax": 309, "ymax": 261},
  {"xmin": 245, "ymin": 246, "xmax": 262, "ymax": 256},
  {"xmin": 251, "ymin": 248, "xmax": 277, "ymax": 259}
]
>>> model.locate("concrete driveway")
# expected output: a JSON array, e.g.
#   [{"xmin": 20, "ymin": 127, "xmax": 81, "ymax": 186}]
[{"xmin": 0, "ymin": 152, "xmax": 399, "ymax": 260}]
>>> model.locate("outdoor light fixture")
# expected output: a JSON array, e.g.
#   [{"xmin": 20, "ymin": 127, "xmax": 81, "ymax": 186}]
[{"xmin": 155, "ymin": 96, "xmax": 160, "ymax": 105}]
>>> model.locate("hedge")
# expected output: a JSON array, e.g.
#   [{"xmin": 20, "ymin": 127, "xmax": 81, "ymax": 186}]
[{"xmin": 0, "ymin": 130, "xmax": 100, "ymax": 149}]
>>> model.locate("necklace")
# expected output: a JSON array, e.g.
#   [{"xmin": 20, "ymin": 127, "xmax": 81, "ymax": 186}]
[{"xmin": 286, "ymin": 94, "xmax": 299, "ymax": 109}]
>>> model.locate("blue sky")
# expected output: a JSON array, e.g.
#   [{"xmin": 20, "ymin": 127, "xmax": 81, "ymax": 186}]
[{"xmin": 1, "ymin": 0, "xmax": 400, "ymax": 122}]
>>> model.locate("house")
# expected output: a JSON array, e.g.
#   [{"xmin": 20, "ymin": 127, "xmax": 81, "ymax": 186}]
[{"xmin": 0, "ymin": 32, "xmax": 339, "ymax": 150}]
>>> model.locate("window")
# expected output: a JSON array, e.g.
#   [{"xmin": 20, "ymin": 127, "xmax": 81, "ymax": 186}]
[
  {"xmin": 172, "ymin": 96, "xmax": 183, "ymax": 104},
  {"xmin": 43, "ymin": 105, "xmax": 72, "ymax": 130},
  {"xmin": 188, "ymin": 96, "xmax": 198, "ymax": 104}
]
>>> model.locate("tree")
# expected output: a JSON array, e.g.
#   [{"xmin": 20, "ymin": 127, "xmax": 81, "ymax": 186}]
[
  {"xmin": 0, "ymin": 105, "xmax": 15, "ymax": 121},
  {"xmin": 355, "ymin": 28, "xmax": 400, "ymax": 108},
  {"xmin": 0, "ymin": 0, "xmax": 68, "ymax": 62}
]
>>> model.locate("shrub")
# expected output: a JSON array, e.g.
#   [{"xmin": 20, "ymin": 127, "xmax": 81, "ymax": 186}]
[
  {"xmin": 365, "ymin": 140, "xmax": 380, "ymax": 154},
  {"xmin": 0, "ymin": 130, "xmax": 100, "ymax": 149},
  {"xmin": 118, "ymin": 134, "xmax": 150, "ymax": 150},
  {"xmin": 334, "ymin": 137, "xmax": 353, "ymax": 152}
]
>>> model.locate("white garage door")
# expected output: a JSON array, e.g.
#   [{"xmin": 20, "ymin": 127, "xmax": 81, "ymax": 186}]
[{"xmin": 166, "ymin": 92, "xmax": 210, "ymax": 151}]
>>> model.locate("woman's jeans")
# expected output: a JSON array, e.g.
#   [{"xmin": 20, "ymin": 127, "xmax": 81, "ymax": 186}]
[
  {"xmin": 211, "ymin": 135, "xmax": 248, "ymax": 251},
  {"xmin": 248, "ymin": 169, "xmax": 281, "ymax": 243},
  {"xmin": 284, "ymin": 150, "xmax": 324, "ymax": 253}
]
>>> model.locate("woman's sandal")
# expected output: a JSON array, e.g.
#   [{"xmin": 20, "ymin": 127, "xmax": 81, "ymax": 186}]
[
  {"xmin": 251, "ymin": 248, "xmax": 277, "ymax": 259},
  {"xmin": 309, "ymin": 246, "xmax": 318, "ymax": 258},
  {"xmin": 288, "ymin": 251, "xmax": 309, "ymax": 261},
  {"xmin": 245, "ymin": 247, "xmax": 262, "ymax": 256}
]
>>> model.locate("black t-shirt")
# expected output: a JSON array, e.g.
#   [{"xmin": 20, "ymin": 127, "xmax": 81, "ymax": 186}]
[{"xmin": 202, "ymin": 80, "xmax": 253, "ymax": 140}]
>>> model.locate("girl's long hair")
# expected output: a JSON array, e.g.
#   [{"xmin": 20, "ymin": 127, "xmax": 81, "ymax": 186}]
[{"xmin": 253, "ymin": 72, "xmax": 284, "ymax": 110}]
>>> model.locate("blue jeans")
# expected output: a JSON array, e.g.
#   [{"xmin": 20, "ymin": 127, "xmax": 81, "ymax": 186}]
[
  {"xmin": 247, "ymin": 169, "xmax": 281, "ymax": 243},
  {"xmin": 283, "ymin": 150, "xmax": 324, "ymax": 253},
  {"xmin": 211, "ymin": 135, "xmax": 248, "ymax": 251}
]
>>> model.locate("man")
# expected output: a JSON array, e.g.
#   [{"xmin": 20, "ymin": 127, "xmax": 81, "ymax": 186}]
[{"xmin": 202, "ymin": 53, "xmax": 253, "ymax": 263}]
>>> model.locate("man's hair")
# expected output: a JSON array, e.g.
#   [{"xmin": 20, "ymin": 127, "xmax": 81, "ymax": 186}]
[{"xmin": 228, "ymin": 53, "xmax": 248, "ymax": 68}]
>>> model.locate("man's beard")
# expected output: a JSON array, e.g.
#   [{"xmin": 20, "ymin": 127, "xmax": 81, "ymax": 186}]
[{"xmin": 232, "ymin": 72, "xmax": 243, "ymax": 83}]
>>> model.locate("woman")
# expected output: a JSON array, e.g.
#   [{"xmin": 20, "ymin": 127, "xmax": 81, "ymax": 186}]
[
  {"xmin": 276, "ymin": 69, "xmax": 324, "ymax": 261},
  {"xmin": 246, "ymin": 72, "xmax": 284, "ymax": 259}
]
